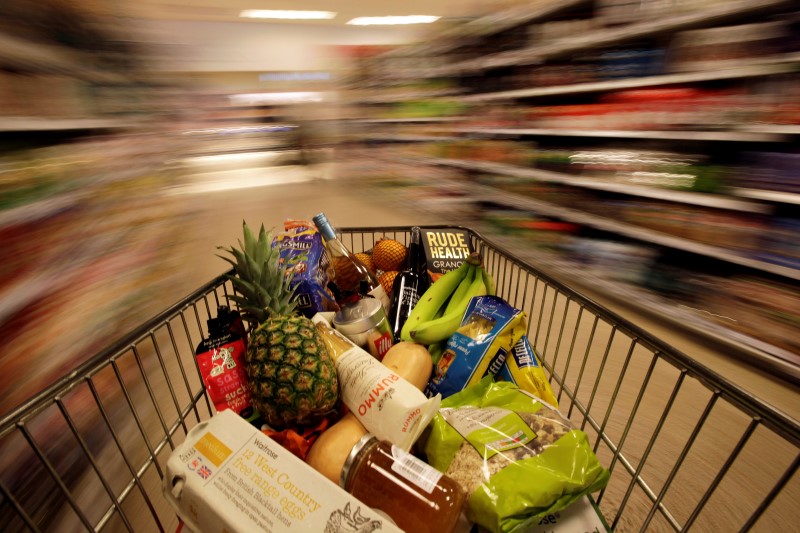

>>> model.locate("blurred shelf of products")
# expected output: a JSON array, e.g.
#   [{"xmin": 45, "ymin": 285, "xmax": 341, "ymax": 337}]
[
  {"xmin": 0, "ymin": 0, "xmax": 210, "ymax": 416},
  {"xmin": 339, "ymin": 0, "xmax": 800, "ymax": 383}
]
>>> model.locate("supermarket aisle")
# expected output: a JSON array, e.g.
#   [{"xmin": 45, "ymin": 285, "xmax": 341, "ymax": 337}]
[{"xmin": 29, "ymin": 159, "xmax": 796, "ymax": 532}]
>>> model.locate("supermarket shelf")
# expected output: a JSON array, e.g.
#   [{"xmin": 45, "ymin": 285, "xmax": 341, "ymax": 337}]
[
  {"xmin": 461, "ymin": 57, "xmax": 800, "ymax": 101},
  {"xmin": 732, "ymin": 188, "xmax": 800, "ymax": 205},
  {"xmin": 381, "ymin": 0, "xmax": 590, "ymax": 58},
  {"xmin": 456, "ymin": 0, "xmax": 589, "ymax": 39},
  {"xmin": 483, "ymin": 231, "xmax": 800, "ymax": 378},
  {"xmin": 739, "ymin": 124, "xmax": 800, "ymax": 136},
  {"xmin": 0, "ymin": 191, "xmax": 86, "ymax": 230},
  {"xmin": 472, "ymin": 183, "xmax": 800, "ymax": 281},
  {"xmin": 0, "ymin": 31, "xmax": 125, "ymax": 83},
  {"xmin": 446, "ymin": 0, "xmax": 793, "ymax": 73},
  {"xmin": 347, "ymin": 117, "xmax": 467, "ymax": 124},
  {"xmin": 395, "ymin": 155, "xmax": 795, "ymax": 279},
  {"xmin": 358, "ymin": 89, "xmax": 465, "ymax": 104},
  {"xmin": 0, "ymin": 117, "xmax": 132, "ymax": 132},
  {"xmin": 360, "ymin": 134, "xmax": 464, "ymax": 143},
  {"xmin": 406, "ymin": 156, "xmax": 771, "ymax": 214},
  {"xmin": 452, "ymin": 127, "xmax": 786, "ymax": 143}
]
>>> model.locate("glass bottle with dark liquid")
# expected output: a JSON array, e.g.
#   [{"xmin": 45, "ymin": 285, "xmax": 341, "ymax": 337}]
[{"xmin": 389, "ymin": 226, "xmax": 430, "ymax": 342}]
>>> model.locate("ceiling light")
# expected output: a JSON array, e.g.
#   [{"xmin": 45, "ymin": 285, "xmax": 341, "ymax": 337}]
[
  {"xmin": 347, "ymin": 15, "xmax": 440, "ymax": 26},
  {"xmin": 240, "ymin": 10, "xmax": 337, "ymax": 20}
]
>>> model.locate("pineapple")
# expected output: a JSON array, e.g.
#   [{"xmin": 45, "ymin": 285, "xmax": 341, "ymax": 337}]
[{"xmin": 218, "ymin": 221, "xmax": 338, "ymax": 428}]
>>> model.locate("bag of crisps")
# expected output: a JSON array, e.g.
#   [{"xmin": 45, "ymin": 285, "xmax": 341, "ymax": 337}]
[{"xmin": 274, "ymin": 220, "xmax": 338, "ymax": 318}]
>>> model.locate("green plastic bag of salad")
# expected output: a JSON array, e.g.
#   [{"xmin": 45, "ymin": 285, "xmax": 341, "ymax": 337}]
[{"xmin": 422, "ymin": 377, "xmax": 610, "ymax": 533}]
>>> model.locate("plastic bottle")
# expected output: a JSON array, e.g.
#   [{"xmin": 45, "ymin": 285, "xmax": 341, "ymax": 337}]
[
  {"xmin": 341, "ymin": 434, "xmax": 466, "ymax": 533},
  {"xmin": 388, "ymin": 226, "xmax": 431, "ymax": 342},
  {"xmin": 312, "ymin": 212, "xmax": 390, "ymax": 309}
]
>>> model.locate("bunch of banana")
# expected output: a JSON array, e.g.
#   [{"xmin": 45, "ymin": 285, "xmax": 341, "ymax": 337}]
[{"xmin": 400, "ymin": 252, "xmax": 495, "ymax": 345}]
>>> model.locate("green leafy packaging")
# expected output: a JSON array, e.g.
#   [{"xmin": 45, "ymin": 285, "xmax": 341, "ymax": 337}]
[{"xmin": 423, "ymin": 377, "xmax": 610, "ymax": 533}]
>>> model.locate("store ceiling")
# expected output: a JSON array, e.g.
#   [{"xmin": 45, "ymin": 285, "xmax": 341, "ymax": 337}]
[{"xmin": 128, "ymin": 0, "xmax": 509, "ymax": 25}]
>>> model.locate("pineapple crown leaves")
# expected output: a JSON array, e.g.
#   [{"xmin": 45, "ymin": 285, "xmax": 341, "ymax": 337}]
[{"xmin": 216, "ymin": 221, "xmax": 298, "ymax": 325}]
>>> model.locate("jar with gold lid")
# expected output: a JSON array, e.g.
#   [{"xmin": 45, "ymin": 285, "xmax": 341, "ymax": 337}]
[{"xmin": 341, "ymin": 434, "xmax": 465, "ymax": 533}]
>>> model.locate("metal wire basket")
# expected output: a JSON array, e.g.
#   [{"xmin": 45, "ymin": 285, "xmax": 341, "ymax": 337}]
[{"xmin": 1, "ymin": 226, "xmax": 798, "ymax": 532}]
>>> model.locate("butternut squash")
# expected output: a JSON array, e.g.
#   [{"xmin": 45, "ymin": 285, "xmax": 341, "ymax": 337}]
[
  {"xmin": 305, "ymin": 412, "xmax": 367, "ymax": 485},
  {"xmin": 382, "ymin": 342, "xmax": 433, "ymax": 391},
  {"xmin": 306, "ymin": 342, "xmax": 433, "ymax": 484}
]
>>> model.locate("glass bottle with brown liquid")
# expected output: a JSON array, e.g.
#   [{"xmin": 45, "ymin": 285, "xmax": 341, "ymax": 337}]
[{"xmin": 341, "ymin": 435, "xmax": 465, "ymax": 533}]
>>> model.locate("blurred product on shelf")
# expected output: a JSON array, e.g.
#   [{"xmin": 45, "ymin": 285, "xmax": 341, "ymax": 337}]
[
  {"xmin": 480, "ymin": 205, "xmax": 580, "ymax": 247},
  {"xmin": 0, "ymin": 134, "xmax": 194, "ymax": 416},
  {"xmin": 379, "ymin": 100, "xmax": 466, "ymax": 119},
  {"xmin": 702, "ymin": 276, "xmax": 800, "ymax": 354},
  {"xmin": 597, "ymin": 0, "xmax": 733, "ymax": 25},
  {"xmin": 567, "ymin": 238, "xmax": 658, "ymax": 284},
  {"xmin": 736, "ymin": 152, "xmax": 800, "ymax": 194},
  {"xmin": 523, "ymin": 87, "xmax": 750, "ymax": 130},
  {"xmin": 758, "ymin": 217, "xmax": 800, "ymax": 269},
  {"xmin": 563, "ymin": 148, "xmax": 724, "ymax": 192},
  {"xmin": 527, "ymin": 17, "xmax": 597, "ymax": 45},
  {"xmin": 597, "ymin": 47, "xmax": 667, "ymax": 79},
  {"xmin": 668, "ymin": 20, "xmax": 791, "ymax": 72},
  {"xmin": 428, "ymin": 139, "xmax": 537, "ymax": 165}
]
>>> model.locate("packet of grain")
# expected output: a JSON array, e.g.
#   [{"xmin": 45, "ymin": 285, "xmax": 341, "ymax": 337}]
[{"xmin": 422, "ymin": 377, "xmax": 609, "ymax": 533}]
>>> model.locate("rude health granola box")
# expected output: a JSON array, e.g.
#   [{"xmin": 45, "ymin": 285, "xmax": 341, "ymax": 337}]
[
  {"xmin": 163, "ymin": 410, "xmax": 403, "ymax": 533},
  {"xmin": 420, "ymin": 228, "xmax": 474, "ymax": 281}
]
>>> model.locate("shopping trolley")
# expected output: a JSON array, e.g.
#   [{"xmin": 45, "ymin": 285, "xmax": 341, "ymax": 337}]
[{"xmin": 1, "ymin": 226, "xmax": 798, "ymax": 532}]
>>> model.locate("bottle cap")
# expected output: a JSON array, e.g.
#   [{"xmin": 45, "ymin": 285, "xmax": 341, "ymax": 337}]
[
  {"xmin": 312, "ymin": 212, "xmax": 336, "ymax": 241},
  {"xmin": 207, "ymin": 317, "xmax": 227, "ymax": 337},
  {"xmin": 217, "ymin": 306, "xmax": 232, "ymax": 325},
  {"xmin": 340, "ymin": 434, "xmax": 378, "ymax": 489}
]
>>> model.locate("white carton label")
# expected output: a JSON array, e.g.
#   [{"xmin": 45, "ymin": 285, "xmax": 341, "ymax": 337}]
[
  {"xmin": 163, "ymin": 410, "xmax": 403, "ymax": 533},
  {"xmin": 335, "ymin": 345, "xmax": 441, "ymax": 451}
]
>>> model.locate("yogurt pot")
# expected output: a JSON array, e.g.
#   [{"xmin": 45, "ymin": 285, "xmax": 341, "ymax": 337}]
[{"xmin": 332, "ymin": 297, "xmax": 393, "ymax": 361}]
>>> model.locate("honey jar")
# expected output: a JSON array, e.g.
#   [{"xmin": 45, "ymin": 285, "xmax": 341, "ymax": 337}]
[{"xmin": 340, "ymin": 434, "xmax": 465, "ymax": 533}]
